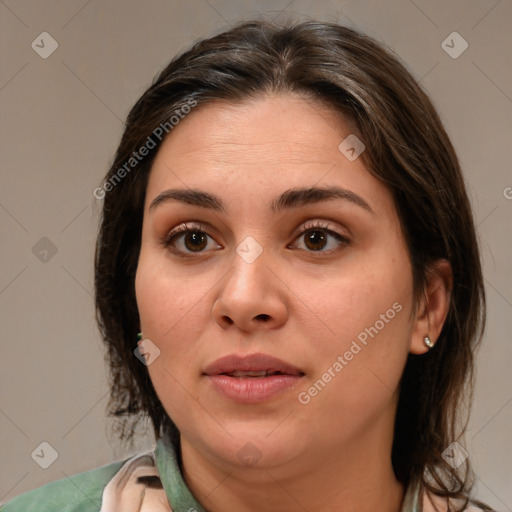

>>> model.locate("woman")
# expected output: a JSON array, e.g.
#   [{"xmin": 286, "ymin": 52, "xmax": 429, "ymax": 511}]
[{"xmin": 2, "ymin": 19, "xmax": 493, "ymax": 512}]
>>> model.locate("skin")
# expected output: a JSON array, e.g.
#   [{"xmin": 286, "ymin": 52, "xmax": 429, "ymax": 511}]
[{"xmin": 135, "ymin": 93, "xmax": 452, "ymax": 512}]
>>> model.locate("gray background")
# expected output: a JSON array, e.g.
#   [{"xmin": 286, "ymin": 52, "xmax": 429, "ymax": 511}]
[{"xmin": 1, "ymin": 0, "xmax": 511, "ymax": 509}]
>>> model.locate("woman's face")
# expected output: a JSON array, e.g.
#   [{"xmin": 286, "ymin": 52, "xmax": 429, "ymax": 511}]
[{"xmin": 135, "ymin": 93, "xmax": 420, "ymax": 472}]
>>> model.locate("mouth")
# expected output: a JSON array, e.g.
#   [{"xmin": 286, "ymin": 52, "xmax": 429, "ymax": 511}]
[
  {"xmin": 203, "ymin": 353, "xmax": 305, "ymax": 404},
  {"xmin": 220, "ymin": 370, "xmax": 295, "ymax": 377},
  {"xmin": 204, "ymin": 353, "xmax": 304, "ymax": 377}
]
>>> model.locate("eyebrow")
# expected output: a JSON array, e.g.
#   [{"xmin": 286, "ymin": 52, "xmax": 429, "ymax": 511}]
[{"xmin": 149, "ymin": 186, "xmax": 373, "ymax": 214}]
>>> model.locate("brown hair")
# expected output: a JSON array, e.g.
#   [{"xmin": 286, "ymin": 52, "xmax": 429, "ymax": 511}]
[{"xmin": 95, "ymin": 19, "xmax": 489, "ymax": 511}]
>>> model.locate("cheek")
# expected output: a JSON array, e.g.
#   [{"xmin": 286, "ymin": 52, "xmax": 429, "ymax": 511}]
[
  {"xmin": 292, "ymin": 251, "xmax": 413, "ymax": 416},
  {"xmin": 135, "ymin": 253, "xmax": 213, "ymax": 424},
  {"xmin": 135, "ymin": 251, "xmax": 212, "ymax": 370},
  {"xmin": 296, "ymin": 248, "xmax": 413, "ymax": 353}
]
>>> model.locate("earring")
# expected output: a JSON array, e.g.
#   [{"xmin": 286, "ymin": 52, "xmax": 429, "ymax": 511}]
[
  {"xmin": 423, "ymin": 336, "xmax": 434, "ymax": 349},
  {"xmin": 137, "ymin": 332, "xmax": 142, "ymax": 341}
]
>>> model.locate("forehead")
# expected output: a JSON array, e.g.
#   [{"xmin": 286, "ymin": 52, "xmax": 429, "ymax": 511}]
[
  {"xmin": 145, "ymin": 93, "xmax": 393, "ymax": 217},
  {"xmin": 157, "ymin": 94, "xmax": 352, "ymax": 162}
]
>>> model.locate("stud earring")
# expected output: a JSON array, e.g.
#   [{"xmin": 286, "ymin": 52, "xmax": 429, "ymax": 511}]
[
  {"xmin": 137, "ymin": 332, "xmax": 142, "ymax": 341},
  {"xmin": 424, "ymin": 336, "xmax": 434, "ymax": 349}
]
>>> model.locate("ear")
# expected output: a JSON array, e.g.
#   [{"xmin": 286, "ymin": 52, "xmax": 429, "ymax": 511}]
[{"xmin": 409, "ymin": 259, "xmax": 453, "ymax": 355}]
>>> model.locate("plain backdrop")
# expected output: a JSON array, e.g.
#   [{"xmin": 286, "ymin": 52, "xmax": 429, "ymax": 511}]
[{"xmin": 1, "ymin": 0, "xmax": 511, "ymax": 509}]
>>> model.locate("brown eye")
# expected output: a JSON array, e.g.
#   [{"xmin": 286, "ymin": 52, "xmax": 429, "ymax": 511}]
[
  {"xmin": 304, "ymin": 230, "xmax": 328, "ymax": 251},
  {"xmin": 183, "ymin": 231, "xmax": 208, "ymax": 252},
  {"xmin": 291, "ymin": 221, "xmax": 350, "ymax": 254},
  {"xmin": 162, "ymin": 223, "xmax": 221, "ymax": 256}
]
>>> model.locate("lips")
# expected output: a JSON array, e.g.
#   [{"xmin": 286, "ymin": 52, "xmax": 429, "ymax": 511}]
[
  {"xmin": 203, "ymin": 353, "xmax": 304, "ymax": 377},
  {"xmin": 204, "ymin": 353, "xmax": 305, "ymax": 404}
]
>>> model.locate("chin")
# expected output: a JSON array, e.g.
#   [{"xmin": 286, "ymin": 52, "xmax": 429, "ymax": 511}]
[{"xmin": 193, "ymin": 421, "xmax": 307, "ymax": 471}]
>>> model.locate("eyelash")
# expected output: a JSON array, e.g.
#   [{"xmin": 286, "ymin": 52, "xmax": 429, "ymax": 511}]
[{"xmin": 161, "ymin": 220, "xmax": 350, "ymax": 256}]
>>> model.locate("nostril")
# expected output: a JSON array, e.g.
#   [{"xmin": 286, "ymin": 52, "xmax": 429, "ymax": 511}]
[{"xmin": 255, "ymin": 314, "xmax": 271, "ymax": 322}]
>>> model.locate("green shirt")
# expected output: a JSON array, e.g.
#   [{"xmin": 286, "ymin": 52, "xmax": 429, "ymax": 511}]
[{"xmin": 0, "ymin": 434, "xmax": 430, "ymax": 511}]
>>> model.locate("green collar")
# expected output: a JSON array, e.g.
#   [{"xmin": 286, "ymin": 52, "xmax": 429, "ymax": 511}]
[
  {"xmin": 154, "ymin": 434, "xmax": 206, "ymax": 512},
  {"xmin": 154, "ymin": 434, "xmax": 421, "ymax": 512}
]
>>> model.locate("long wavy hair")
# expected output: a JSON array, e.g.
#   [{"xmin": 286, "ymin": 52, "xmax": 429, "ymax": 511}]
[{"xmin": 94, "ymin": 19, "xmax": 490, "ymax": 511}]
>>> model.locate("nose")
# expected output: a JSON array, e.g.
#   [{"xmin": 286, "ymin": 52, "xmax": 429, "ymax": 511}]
[{"xmin": 212, "ymin": 247, "xmax": 288, "ymax": 333}]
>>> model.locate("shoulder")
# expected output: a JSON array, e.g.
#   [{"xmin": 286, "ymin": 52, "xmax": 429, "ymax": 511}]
[{"xmin": 0, "ymin": 458, "xmax": 127, "ymax": 512}]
